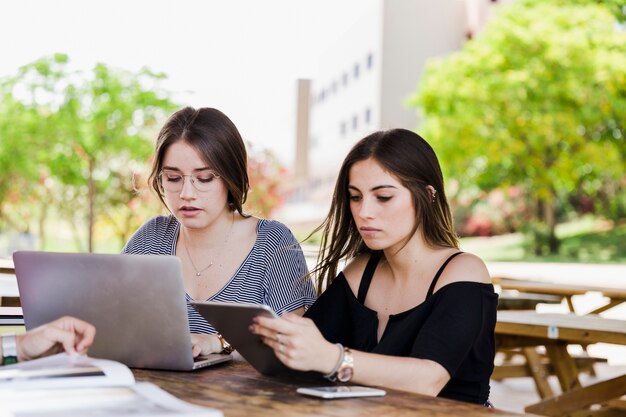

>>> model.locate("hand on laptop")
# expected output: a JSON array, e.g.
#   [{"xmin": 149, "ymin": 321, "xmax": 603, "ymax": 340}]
[
  {"xmin": 16, "ymin": 316, "xmax": 96, "ymax": 361},
  {"xmin": 190, "ymin": 333, "xmax": 222, "ymax": 357}
]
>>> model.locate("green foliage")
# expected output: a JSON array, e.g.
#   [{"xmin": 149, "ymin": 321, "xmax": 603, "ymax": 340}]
[
  {"xmin": 519, "ymin": 0, "xmax": 626, "ymax": 23},
  {"xmin": 0, "ymin": 54, "xmax": 177, "ymax": 251},
  {"xmin": 461, "ymin": 217, "xmax": 626, "ymax": 263},
  {"xmin": 410, "ymin": 0, "xmax": 626, "ymax": 254}
]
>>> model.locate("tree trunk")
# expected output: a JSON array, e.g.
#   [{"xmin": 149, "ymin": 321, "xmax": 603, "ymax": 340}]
[
  {"xmin": 533, "ymin": 197, "xmax": 543, "ymax": 256},
  {"xmin": 543, "ymin": 193, "xmax": 559, "ymax": 254},
  {"xmin": 69, "ymin": 217, "xmax": 84, "ymax": 252},
  {"xmin": 37, "ymin": 200, "xmax": 48, "ymax": 250},
  {"xmin": 88, "ymin": 157, "xmax": 95, "ymax": 253}
]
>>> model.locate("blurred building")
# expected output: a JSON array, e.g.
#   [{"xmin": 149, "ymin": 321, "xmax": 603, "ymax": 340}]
[{"xmin": 277, "ymin": 0, "xmax": 513, "ymax": 230}]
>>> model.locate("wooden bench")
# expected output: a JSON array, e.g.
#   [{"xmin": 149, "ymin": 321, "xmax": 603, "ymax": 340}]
[
  {"xmin": 497, "ymin": 291, "xmax": 562, "ymax": 311},
  {"xmin": 492, "ymin": 350, "xmax": 607, "ymax": 380}
]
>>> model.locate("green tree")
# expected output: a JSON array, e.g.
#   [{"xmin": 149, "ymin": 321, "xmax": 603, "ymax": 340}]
[
  {"xmin": 0, "ymin": 54, "xmax": 176, "ymax": 251},
  {"xmin": 410, "ymin": 1, "xmax": 626, "ymax": 254}
]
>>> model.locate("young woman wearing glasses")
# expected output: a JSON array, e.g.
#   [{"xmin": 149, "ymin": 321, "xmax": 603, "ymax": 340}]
[{"xmin": 123, "ymin": 107, "xmax": 316, "ymax": 357}]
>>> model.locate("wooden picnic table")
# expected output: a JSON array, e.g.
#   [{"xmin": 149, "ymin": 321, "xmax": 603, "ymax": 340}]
[
  {"xmin": 0, "ymin": 259, "xmax": 18, "ymax": 307},
  {"xmin": 0, "ymin": 258, "xmax": 14, "ymax": 275},
  {"xmin": 496, "ymin": 311, "xmax": 626, "ymax": 416},
  {"xmin": 493, "ymin": 277, "xmax": 626, "ymax": 315}
]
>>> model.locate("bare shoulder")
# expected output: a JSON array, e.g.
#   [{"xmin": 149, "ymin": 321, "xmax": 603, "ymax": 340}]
[
  {"xmin": 437, "ymin": 252, "xmax": 491, "ymax": 288},
  {"xmin": 342, "ymin": 253, "xmax": 372, "ymax": 295}
]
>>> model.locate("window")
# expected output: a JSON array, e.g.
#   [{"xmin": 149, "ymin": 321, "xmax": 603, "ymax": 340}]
[
  {"xmin": 366, "ymin": 53, "xmax": 373, "ymax": 70},
  {"xmin": 364, "ymin": 108, "xmax": 371, "ymax": 124},
  {"xmin": 353, "ymin": 63, "xmax": 360, "ymax": 79},
  {"xmin": 340, "ymin": 121, "xmax": 347, "ymax": 137},
  {"xmin": 352, "ymin": 114, "xmax": 358, "ymax": 130},
  {"xmin": 342, "ymin": 72, "xmax": 348, "ymax": 86}
]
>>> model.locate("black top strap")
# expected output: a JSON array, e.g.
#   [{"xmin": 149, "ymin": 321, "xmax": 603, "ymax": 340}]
[
  {"xmin": 357, "ymin": 252, "xmax": 382, "ymax": 304},
  {"xmin": 426, "ymin": 252, "xmax": 464, "ymax": 298}
]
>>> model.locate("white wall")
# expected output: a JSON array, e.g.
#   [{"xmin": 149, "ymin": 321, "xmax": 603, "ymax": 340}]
[{"xmin": 380, "ymin": 0, "xmax": 467, "ymax": 131}]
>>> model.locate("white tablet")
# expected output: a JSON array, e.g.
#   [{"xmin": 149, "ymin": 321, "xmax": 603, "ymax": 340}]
[{"xmin": 190, "ymin": 301, "xmax": 291, "ymax": 376}]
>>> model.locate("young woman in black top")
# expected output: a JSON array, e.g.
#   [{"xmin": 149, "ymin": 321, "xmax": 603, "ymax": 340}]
[{"xmin": 251, "ymin": 129, "xmax": 498, "ymax": 405}]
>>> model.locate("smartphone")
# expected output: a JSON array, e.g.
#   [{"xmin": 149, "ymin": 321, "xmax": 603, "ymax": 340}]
[{"xmin": 296, "ymin": 386, "xmax": 386, "ymax": 399}]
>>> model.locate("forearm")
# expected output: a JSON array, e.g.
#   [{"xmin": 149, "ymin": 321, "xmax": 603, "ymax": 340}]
[{"xmin": 349, "ymin": 351, "xmax": 450, "ymax": 396}]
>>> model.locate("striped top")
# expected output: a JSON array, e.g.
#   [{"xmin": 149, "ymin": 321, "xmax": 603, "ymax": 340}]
[{"xmin": 122, "ymin": 215, "xmax": 317, "ymax": 334}]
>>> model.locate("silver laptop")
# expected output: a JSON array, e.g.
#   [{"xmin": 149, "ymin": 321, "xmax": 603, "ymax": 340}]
[{"xmin": 13, "ymin": 250, "xmax": 232, "ymax": 371}]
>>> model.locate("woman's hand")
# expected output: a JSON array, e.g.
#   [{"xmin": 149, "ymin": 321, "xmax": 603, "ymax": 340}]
[
  {"xmin": 249, "ymin": 312, "xmax": 341, "ymax": 375},
  {"xmin": 16, "ymin": 316, "xmax": 96, "ymax": 361},
  {"xmin": 190, "ymin": 333, "xmax": 222, "ymax": 357}
]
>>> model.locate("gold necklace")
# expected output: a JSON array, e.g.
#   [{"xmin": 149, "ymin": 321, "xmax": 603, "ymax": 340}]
[{"xmin": 183, "ymin": 214, "xmax": 234, "ymax": 277}]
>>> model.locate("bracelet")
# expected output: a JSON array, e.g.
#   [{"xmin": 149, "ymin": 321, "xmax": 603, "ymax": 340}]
[
  {"xmin": 323, "ymin": 343, "xmax": 344, "ymax": 381},
  {"xmin": 1, "ymin": 333, "xmax": 18, "ymax": 366},
  {"xmin": 216, "ymin": 333, "xmax": 234, "ymax": 354}
]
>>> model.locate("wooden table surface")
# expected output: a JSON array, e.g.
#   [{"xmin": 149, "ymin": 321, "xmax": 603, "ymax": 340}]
[
  {"xmin": 133, "ymin": 358, "xmax": 528, "ymax": 417},
  {"xmin": 495, "ymin": 311, "xmax": 626, "ymax": 416},
  {"xmin": 497, "ymin": 311, "xmax": 626, "ymax": 345}
]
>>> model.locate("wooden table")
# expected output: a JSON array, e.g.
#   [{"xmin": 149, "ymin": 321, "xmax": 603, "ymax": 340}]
[
  {"xmin": 493, "ymin": 277, "xmax": 626, "ymax": 315},
  {"xmin": 133, "ymin": 358, "xmax": 528, "ymax": 417},
  {"xmin": 496, "ymin": 311, "xmax": 626, "ymax": 416},
  {"xmin": 0, "ymin": 259, "xmax": 18, "ymax": 307},
  {"xmin": 0, "ymin": 258, "xmax": 14, "ymax": 275}
]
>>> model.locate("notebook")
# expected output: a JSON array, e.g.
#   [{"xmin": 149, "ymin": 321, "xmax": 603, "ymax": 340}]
[{"xmin": 13, "ymin": 250, "xmax": 232, "ymax": 371}]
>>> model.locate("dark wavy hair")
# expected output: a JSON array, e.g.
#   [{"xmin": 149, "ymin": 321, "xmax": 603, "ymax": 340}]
[
  {"xmin": 148, "ymin": 107, "xmax": 249, "ymax": 216},
  {"xmin": 312, "ymin": 128, "xmax": 458, "ymax": 294}
]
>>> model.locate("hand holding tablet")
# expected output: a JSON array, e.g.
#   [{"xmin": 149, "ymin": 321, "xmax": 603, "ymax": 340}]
[{"xmin": 190, "ymin": 301, "xmax": 289, "ymax": 375}]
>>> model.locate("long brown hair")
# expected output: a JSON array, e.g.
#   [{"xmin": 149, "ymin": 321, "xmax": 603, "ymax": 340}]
[
  {"xmin": 312, "ymin": 129, "xmax": 458, "ymax": 294},
  {"xmin": 148, "ymin": 107, "xmax": 249, "ymax": 216}
]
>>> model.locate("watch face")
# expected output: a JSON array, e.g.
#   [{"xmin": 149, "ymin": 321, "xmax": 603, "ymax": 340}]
[{"xmin": 337, "ymin": 366, "xmax": 354, "ymax": 382}]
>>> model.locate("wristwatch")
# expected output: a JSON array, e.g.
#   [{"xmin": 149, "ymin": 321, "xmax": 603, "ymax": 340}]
[
  {"xmin": 216, "ymin": 333, "xmax": 234, "ymax": 354},
  {"xmin": 1, "ymin": 333, "xmax": 18, "ymax": 366},
  {"xmin": 336, "ymin": 347, "xmax": 354, "ymax": 382}
]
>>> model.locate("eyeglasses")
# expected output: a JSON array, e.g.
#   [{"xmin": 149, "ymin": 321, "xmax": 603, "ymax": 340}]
[{"xmin": 158, "ymin": 169, "xmax": 220, "ymax": 193}]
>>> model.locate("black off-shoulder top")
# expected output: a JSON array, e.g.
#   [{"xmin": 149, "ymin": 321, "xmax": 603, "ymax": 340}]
[{"xmin": 305, "ymin": 252, "xmax": 498, "ymax": 404}]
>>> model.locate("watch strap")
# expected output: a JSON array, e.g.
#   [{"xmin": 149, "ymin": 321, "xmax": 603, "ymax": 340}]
[
  {"xmin": 323, "ymin": 343, "xmax": 344, "ymax": 381},
  {"xmin": 216, "ymin": 333, "xmax": 234, "ymax": 354},
  {"xmin": 336, "ymin": 347, "xmax": 354, "ymax": 382},
  {"xmin": 1, "ymin": 333, "xmax": 18, "ymax": 366}
]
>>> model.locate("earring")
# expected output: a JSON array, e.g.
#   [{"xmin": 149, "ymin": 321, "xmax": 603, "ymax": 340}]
[{"xmin": 426, "ymin": 185, "xmax": 437, "ymax": 203}]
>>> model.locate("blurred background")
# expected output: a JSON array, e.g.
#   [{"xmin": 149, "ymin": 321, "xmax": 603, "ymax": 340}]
[{"xmin": 0, "ymin": 0, "xmax": 624, "ymax": 263}]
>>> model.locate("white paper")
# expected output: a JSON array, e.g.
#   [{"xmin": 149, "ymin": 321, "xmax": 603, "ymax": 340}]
[
  {"xmin": 0, "ymin": 353, "xmax": 134, "ymax": 389},
  {"xmin": 0, "ymin": 354, "xmax": 223, "ymax": 417}
]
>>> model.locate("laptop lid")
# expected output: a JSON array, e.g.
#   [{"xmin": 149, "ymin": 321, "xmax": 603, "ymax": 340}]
[{"xmin": 13, "ymin": 251, "xmax": 231, "ymax": 371}]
